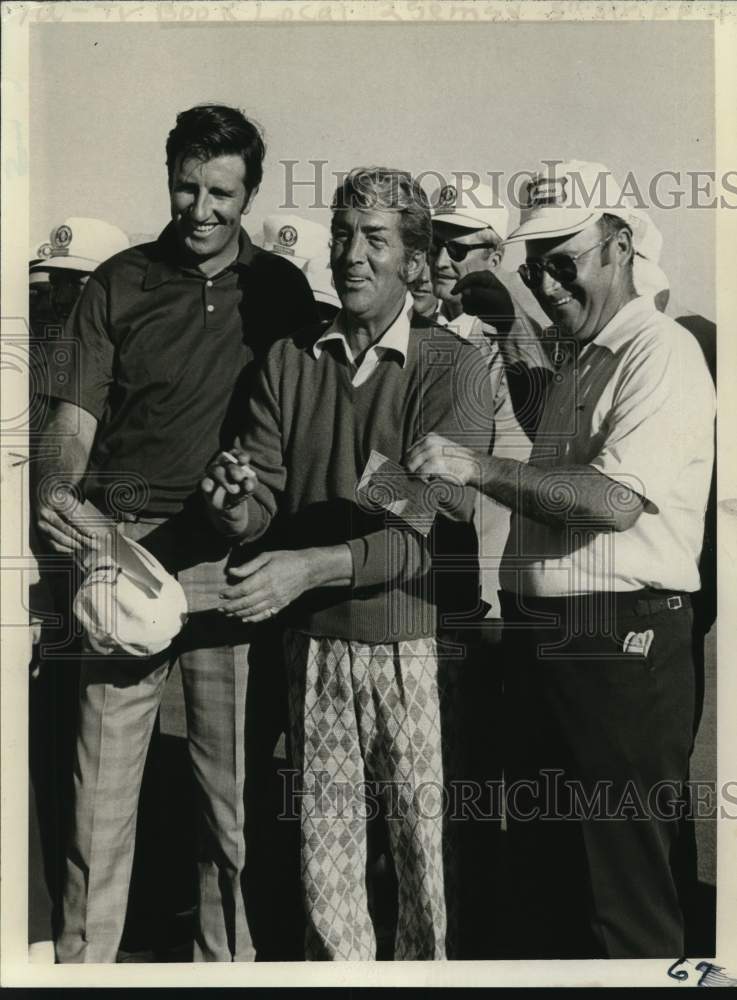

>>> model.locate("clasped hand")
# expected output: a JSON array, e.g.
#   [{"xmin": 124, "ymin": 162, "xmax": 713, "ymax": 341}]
[
  {"xmin": 405, "ymin": 433, "xmax": 481, "ymax": 488},
  {"xmin": 219, "ymin": 550, "xmax": 312, "ymax": 623}
]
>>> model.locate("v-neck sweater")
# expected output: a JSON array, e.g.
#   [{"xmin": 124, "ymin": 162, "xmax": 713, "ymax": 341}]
[{"xmin": 234, "ymin": 315, "xmax": 494, "ymax": 643}]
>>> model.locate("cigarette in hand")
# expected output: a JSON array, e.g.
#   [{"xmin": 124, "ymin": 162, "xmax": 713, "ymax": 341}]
[
  {"xmin": 221, "ymin": 451, "xmax": 257, "ymax": 476},
  {"xmin": 220, "ymin": 451, "xmax": 257, "ymax": 508}
]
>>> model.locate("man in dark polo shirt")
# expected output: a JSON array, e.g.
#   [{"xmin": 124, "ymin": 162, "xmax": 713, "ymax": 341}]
[{"xmin": 33, "ymin": 104, "xmax": 317, "ymax": 963}]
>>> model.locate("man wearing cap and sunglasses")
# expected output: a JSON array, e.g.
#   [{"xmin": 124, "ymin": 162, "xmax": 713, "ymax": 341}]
[
  {"xmin": 425, "ymin": 180, "xmax": 525, "ymax": 955},
  {"xmin": 407, "ymin": 160, "xmax": 715, "ymax": 959},
  {"xmin": 33, "ymin": 104, "xmax": 318, "ymax": 964},
  {"xmin": 429, "ymin": 180, "xmax": 554, "ymax": 437},
  {"xmin": 428, "ymin": 180, "xmax": 561, "ymax": 954},
  {"xmin": 428, "ymin": 180, "xmax": 509, "ymax": 341}
]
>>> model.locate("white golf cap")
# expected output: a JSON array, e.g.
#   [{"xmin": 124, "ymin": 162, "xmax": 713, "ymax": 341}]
[
  {"xmin": 627, "ymin": 210, "xmax": 663, "ymax": 263},
  {"xmin": 30, "ymin": 217, "xmax": 129, "ymax": 274},
  {"xmin": 430, "ymin": 180, "xmax": 509, "ymax": 239},
  {"xmin": 634, "ymin": 257, "xmax": 670, "ymax": 300},
  {"xmin": 74, "ymin": 532, "xmax": 187, "ymax": 657},
  {"xmin": 506, "ymin": 160, "xmax": 661, "ymax": 257},
  {"xmin": 261, "ymin": 214, "xmax": 331, "ymax": 270},
  {"xmin": 304, "ymin": 255, "xmax": 340, "ymax": 310}
]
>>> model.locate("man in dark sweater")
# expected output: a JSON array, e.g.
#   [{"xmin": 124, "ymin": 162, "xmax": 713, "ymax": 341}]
[
  {"xmin": 33, "ymin": 105, "xmax": 318, "ymax": 963},
  {"xmin": 203, "ymin": 167, "xmax": 494, "ymax": 961}
]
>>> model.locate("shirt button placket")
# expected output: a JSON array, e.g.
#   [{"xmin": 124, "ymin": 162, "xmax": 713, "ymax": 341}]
[{"xmin": 204, "ymin": 278, "xmax": 214, "ymax": 326}]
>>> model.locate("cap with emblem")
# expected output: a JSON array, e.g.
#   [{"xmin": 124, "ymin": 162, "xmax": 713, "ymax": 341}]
[
  {"xmin": 506, "ymin": 160, "xmax": 661, "ymax": 256},
  {"xmin": 29, "ymin": 238, "xmax": 54, "ymax": 282},
  {"xmin": 29, "ymin": 217, "xmax": 129, "ymax": 274},
  {"xmin": 304, "ymin": 255, "xmax": 340, "ymax": 311},
  {"xmin": 429, "ymin": 180, "xmax": 509, "ymax": 240},
  {"xmin": 29, "ymin": 237, "xmax": 49, "ymax": 268},
  {"xmin": 261, "ymin": 214, "xmax": 331, "ymax": 270},
  {"xmin": 73, "ymin": 530, "xmax": 188, "ymax": 657}
]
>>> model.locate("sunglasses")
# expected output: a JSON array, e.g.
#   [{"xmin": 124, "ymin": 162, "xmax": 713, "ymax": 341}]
[
  {"xmin": 518, "ymin": 234, "xmax": 615, "ymax": 288},
  {"xmin": 432, "ymin": 239, "xmax": 500, "ymax": 263}
]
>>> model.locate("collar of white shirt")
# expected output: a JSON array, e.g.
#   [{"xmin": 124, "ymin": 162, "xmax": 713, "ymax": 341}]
[
  {"xmin": 312, "ymin": 292, "xmax": 414, "ymax": 386},
  {"xmin": 585, "ymin": 295, "xmax": 658, "ymax": 355},
  {"xmin": 435, "ymin": 305, "xmax": 479, "ymax": 341}
]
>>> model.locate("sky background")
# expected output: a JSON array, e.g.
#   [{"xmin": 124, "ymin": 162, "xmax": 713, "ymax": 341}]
[{"xmin": 29, "ymin": 19, "xmax": 716, "ymax": 316}]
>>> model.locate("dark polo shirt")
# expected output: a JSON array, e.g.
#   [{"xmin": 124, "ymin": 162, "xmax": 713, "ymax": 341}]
[{"xmin": 48, "ymin": 223, "xmax": 318, "ymax": 515}]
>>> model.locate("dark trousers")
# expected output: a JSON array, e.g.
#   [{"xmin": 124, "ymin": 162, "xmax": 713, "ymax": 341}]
[
  {"xmin": 29, "ymin": 557, "xmax": 82, "ymax": 942},
  {"xmin": 362, "ymin": 626, "xmax": 505, "ymax": 960},
  {"xmin": 29, "ymin": 719, "xmax": 54, "ymax": 945},
  {"xmin": 501, "ymin": 590, "xmax": 696, "ymax": 959},
  {"xmin": 438, "ymin": 626, "xmax": 504, "ymax": 959}
]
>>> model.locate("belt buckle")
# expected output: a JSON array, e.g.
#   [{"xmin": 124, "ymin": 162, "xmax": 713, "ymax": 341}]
[{"xmin": 667, "ymin": 596, "xmax": 683, "ymax": 610}]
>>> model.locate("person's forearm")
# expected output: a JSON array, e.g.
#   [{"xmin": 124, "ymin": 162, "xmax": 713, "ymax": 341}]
[
  {"xmin": 432, "ymin": 472, "xmax": 477, "ymax": 523},
  {"xmin": 32, "ymin": 404, "xmax": 95, "ymax": 505},
  {"xmin": 34, "ymin": 438, "xmax": 88, "ymax": 496},
  {"xmin": 478, "ymin": 455, "xmax": 642, "ymax": 531},
  {"xmin": 304, "ymin": 544, "xmax": 354, "ymax": 589}
]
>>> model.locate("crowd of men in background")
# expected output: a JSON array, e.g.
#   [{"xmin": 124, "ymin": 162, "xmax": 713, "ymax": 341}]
[{"xmin": 26, "ymin": 104, "xmax": 716, "ymax": 964}]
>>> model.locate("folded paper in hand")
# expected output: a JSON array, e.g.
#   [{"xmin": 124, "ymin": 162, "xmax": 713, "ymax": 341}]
[{"xmin": 357, "ymin": 450, "xmax": 441, "ymax": 537}]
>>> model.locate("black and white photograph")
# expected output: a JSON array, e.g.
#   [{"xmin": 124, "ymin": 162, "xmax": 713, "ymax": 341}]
[{"xmin": 1, "ymin": 0, "xmax": 736, "ymax": 988}]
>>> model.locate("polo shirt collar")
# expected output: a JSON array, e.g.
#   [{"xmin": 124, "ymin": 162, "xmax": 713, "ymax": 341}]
[
  {"xmin": 143, "ymin": 223, "xmax": 255, "ymax": 289},
  {"xmin": 312, "ymin": 292, "xmax": 414, "ymax": 366},
  {"xmin": 585, "ymin": 295, "xmax": 657, "ymax": 354},
  {"xmin": 435, "ymin": 305, "xmax": 478, "ymax": 340}
]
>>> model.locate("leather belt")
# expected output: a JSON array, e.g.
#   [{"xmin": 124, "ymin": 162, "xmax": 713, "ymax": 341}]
[
  {"xmin": 500, "ymin": 589, "xmax": 690, "ymax": 619},
  {"xmin": 631, "ymin": 593, "xmax": 689, "ymax": 616}
]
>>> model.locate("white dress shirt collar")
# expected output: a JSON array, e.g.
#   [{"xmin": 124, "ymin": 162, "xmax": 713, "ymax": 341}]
[{"xmin": 312, "ymin": 292, "xmax": 414, "ymax": 386}]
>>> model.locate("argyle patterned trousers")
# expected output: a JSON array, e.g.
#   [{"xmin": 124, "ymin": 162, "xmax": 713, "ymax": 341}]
[{"xmin": 283, "ymin": 630, "xmax": 447, "ymax": 961}]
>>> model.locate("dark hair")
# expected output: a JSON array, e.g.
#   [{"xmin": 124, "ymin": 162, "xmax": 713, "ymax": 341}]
[
  {"xmin": 166, "ymin": 104, "xmax": 266, "ymax": 197},
  {"xmin": 599, "ymin": 213, "xmax": 634, "ymax": 266},
  {"xmin": 331, "ymin": 167, "xmax": 432, "ymax": 261}
]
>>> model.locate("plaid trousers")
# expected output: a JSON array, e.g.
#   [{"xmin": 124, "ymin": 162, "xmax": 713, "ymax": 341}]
[
  {"xmin": 283, "ymin": 629, "xmax": 447, "ymax": 961},
  {"xmin": 56, "ymin": 519, "xmax": 254, "ymax": 963}
]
